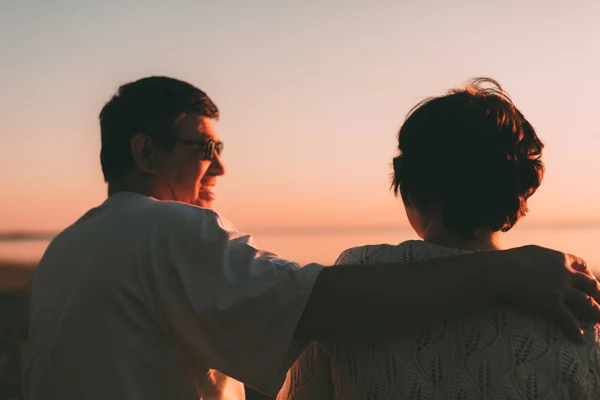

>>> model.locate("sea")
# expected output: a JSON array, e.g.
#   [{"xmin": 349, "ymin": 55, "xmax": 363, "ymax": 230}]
[{"xmin": 2, "ymin": 225, "xmax": 600, "ymax": 273}]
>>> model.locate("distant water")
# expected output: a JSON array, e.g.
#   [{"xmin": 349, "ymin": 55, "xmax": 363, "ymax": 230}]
[
  {"xmin": 2, "ymin": 226, "xmax": 600, "ymax": 273},
  {"xmin": 256, "ymin": 226, "xmax": 600, "ymax": 272}
]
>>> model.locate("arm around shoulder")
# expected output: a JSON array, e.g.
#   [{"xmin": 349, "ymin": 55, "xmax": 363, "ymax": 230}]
[
  {"xmin": 296, "ymin": 248, "xmax": 513, "ymax": 339},
  {"xmin": 296, "ymin": 245, "xmax": 600, "ymax": 343}
]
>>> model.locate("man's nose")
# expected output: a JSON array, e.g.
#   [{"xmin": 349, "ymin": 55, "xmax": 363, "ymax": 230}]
[{"xmin": 210, "ymin": 153, "xmax": 226, "ymax": 176}]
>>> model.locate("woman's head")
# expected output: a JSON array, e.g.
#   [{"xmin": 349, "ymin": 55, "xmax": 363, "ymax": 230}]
[{"xmin": 392, "ymin": 78, "xmax": 544, "ymax": 240}]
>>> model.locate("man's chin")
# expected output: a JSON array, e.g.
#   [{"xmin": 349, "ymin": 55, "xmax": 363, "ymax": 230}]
[
  {"xmin": 195, "ymin": 195, "xmax": 214, "ymax": 209},
  {"xmin": 196, "ymin": 201, "xmax": 213, "ymax": 209}
]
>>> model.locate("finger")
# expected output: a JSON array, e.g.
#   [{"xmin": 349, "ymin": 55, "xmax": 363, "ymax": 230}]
[
  {"xmin": 553, "ymin": 303, "xmax": 584, "ymax": 344},
  {"xmin": 565, "ymin": 289, "xmax": 600, "ymax": 322},
  {"xmin": 572, "ymin": 271, "xmax": 600, "ymax": 302},
  {"xmin": 571, "ymin": 256, "xmax": 590, "ymax": 274}
]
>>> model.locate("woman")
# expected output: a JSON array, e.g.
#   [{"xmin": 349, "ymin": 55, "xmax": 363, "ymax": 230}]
[{"xmin": 278, "ymin": 78, "xmax": 600, "ymax": 399}]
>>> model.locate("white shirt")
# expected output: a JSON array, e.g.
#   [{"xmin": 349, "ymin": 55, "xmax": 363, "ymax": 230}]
[
  {"xmin": 23, "ymin": 192, "xmax": 323, "ymax": 400},
  {"xmin": 278, "ymin": 240, "xmax": 600, "ymax": 400}
]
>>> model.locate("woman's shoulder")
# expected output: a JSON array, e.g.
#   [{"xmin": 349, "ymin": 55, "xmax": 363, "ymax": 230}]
[{"xmin": 335, "ymin": 240, "xmax": 443, "ymax": 265}]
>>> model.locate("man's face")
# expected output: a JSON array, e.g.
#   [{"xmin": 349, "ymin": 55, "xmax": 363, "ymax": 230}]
[{"xmin": 153, "ymin": 113, "xmax": 225, "ymax": 208}]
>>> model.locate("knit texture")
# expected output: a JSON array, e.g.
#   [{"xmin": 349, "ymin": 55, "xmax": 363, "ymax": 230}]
[{"xmin": 278, "ymin": 240, "xmax": 600, "ymax": 400}]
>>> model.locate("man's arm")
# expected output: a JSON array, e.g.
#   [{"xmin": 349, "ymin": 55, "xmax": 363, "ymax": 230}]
[
  {"xmin": 160, "ymin": 210, "xmax": 598, "ymax": 394},
  {"xmin": 296, "ymin": 245, "xmax": 600, "ymax": 342}
]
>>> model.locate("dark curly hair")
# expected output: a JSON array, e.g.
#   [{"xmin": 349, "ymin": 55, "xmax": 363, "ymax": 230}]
[
  {"xmin": 99, "ymin": 76, "xmax": 219, "ymax": 182},
  {"xmin": 391, "ymin": 78, "xmax": 544, "ymax": 239}
]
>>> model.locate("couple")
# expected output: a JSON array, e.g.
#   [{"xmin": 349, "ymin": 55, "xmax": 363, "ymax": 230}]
[{"xmin": 22, "ymin": 76, "xmax": 600, "ymax": 400}]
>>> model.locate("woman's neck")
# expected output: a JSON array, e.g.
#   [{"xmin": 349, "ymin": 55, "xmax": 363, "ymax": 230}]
[{"xmin": 421, "ymin": 221, "xmax": 502, "ymax": 252}]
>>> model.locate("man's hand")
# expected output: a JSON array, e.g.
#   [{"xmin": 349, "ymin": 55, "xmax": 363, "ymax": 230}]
[{"xmin": 499, "ymin": 245, "xmax": 600, "ymax": 343}]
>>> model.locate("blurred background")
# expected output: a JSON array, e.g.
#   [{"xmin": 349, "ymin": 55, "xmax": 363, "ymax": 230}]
[{"xmin": 2, "ymin": 0, "xmax": 599, "ymax": 268}]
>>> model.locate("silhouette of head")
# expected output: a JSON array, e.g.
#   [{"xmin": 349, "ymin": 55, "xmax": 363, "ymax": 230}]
[
  {"xmin": 392, "ymin": 78, "xmax": 544, "ymax": 239},
  {"xmin": 99, "ymin": 76, "xmax": 225, "ymax": 207}
]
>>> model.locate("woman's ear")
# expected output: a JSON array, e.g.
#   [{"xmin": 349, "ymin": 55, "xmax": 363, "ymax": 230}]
[{"xmin": 130, "ymin": 134, "xmax": 156, "ymax": 174}]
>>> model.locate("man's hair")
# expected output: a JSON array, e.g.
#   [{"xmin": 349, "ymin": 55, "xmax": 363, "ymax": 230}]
[
  {"xmin": 99, "ymin": 76, "xmax": 219, "ymax": 182},
  {"xmin": 391, "ymin": 78, "xmax": 544, "ymax": 239}
]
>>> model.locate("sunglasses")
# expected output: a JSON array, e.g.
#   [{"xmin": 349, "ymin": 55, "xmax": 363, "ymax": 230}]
[{"xmin": 178, "ymin": 139, "xmax": 224, "ymax": 160}]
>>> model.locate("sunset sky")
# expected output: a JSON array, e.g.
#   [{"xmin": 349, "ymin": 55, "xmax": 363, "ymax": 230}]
[{"xmin": 1, "ymin": 0, "xmax": 599, "ymax": 233}]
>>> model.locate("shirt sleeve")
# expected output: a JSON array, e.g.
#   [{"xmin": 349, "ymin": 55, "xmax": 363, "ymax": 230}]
[{"xmin": 157, "ymin": 210, "xmax": 324, "ymax": 396}]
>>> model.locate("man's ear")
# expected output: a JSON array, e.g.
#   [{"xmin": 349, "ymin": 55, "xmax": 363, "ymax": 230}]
[{"xmin": 130, "ymin": 134, "xmax": 156, "ymax": 174}]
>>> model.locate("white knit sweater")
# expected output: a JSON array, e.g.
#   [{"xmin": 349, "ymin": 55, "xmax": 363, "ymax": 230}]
[{"xmin": 278, "ymin": 240, "xmax": 600, "ymax": 400}]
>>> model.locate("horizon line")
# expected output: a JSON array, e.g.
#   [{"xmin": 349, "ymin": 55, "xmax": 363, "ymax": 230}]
[{"xmin": 2, "ymin": 220, "xmax": 600, "ymax": 241}]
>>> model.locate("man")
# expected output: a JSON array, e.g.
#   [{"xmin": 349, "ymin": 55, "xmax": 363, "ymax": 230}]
[{"xmin": 23, "ymin": 76, "xmax": 600, "ymax": 400}]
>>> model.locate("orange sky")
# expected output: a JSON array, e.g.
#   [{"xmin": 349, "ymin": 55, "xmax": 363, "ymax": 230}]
[{"xmin": 1, "ymin": 1, "xmax": 599, "ymax": 233}]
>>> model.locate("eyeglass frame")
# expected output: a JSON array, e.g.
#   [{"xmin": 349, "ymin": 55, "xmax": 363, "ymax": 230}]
[{"xmin": 177, "ymin": 138, "xmax": 224, "ymax": 160}]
